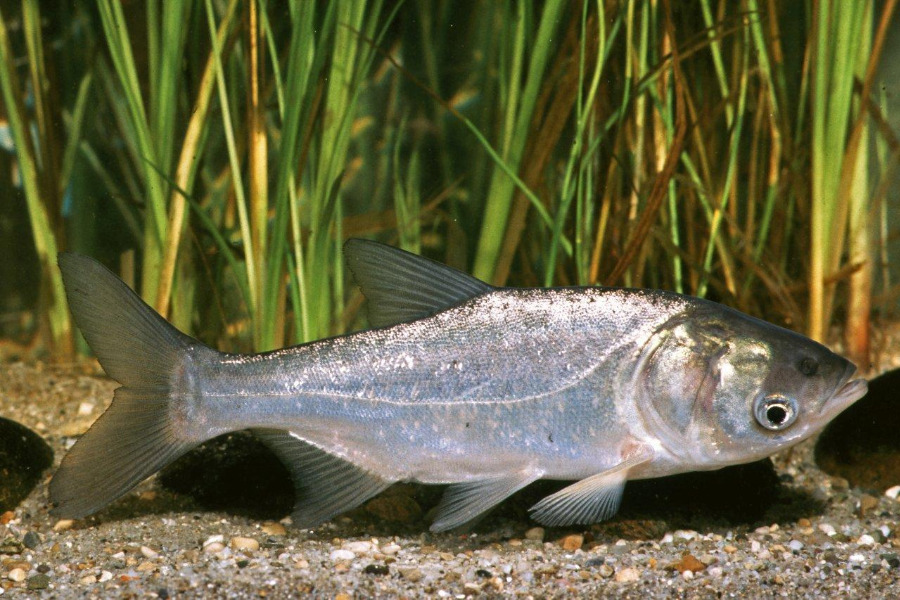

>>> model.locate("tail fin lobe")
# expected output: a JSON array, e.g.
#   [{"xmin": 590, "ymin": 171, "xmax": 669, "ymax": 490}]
[{"xmin": 51, "ymin": 254, "xmax": 210, "ymax": 518}]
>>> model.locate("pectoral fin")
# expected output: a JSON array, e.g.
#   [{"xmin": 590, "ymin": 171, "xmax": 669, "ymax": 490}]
[
  {"xmin": 253, "ymin": 429, "xmax": 393, "ymax": 528},
  {"xmin": 430, "ymin": 471, "xmax": 541, "ymax": 532},
  {"xmin": 529, "ymin": 444, "xmax": 653, "ymax": 527}
]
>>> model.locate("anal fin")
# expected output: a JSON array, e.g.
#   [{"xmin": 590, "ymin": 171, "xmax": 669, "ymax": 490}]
[
  {"xmin": 529, "ymin": 443, "xmax": 653, "ymax": 527},
  {"xmin": 430, "ymin": 470, "xmax": 541, "ymax": 532},
  {"xmin": 253, "ymin": 429, "xmax": 393, "ymax": 528}
]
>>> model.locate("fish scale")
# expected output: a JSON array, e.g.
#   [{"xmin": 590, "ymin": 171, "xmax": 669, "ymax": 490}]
[{"xmin": 49, "ymin": 239, "xmax": 867, "ymax": 532}]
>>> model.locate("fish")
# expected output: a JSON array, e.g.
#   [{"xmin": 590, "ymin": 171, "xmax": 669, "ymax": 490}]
[{"xmin": 49, "ymin": 239, "xmax": 868, "ymax": 531}]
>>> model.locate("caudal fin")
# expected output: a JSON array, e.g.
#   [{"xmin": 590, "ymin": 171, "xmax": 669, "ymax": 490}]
[{"xmin": 50, "ymin": 254, "xmax": 210, "ymax": 518}]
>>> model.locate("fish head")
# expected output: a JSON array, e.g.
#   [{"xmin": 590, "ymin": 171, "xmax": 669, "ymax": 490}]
[{"xmin": 638, "ymin": 304, "xmax": 867, "ymax": 467}]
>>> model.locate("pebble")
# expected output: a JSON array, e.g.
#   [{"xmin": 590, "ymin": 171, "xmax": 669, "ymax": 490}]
[
  {"xmin": 230, "ymin": 537, "xmax": 260, "ymax": 552},
  {"xmin": 381, "ymin": 543, "xmax": 401, "ymax": 555},
  {"xmin": 22, "ymin": 531, "xmax": 40, "ymax": 549},
  {"xmin": 598, "ymin": 564, "xmax": 614, "ymax": 578},
  {"xmin": 330, "ymin": 549, "xmax": 355, "ymax": 562},
  {"xmin": 858, "ymin": 495, "xmax": 879, "ymax": 516},
  {"xmin": 140, "ymin": 545, "xmax": 159, "ymax": 559},
  {"xmin": 818, "ymin": 523, "xmax": 837, "ymax": 536},
  {"xmin": 667, "ymin": 554, "xmax": 705, "ymax": 573},
  {"xmin": 399, "ymin": 567, "xmax": 423, "ymax": 582},
  {"xmin": 26, "ymin": 574, "xmax": 50, "ymax": 590},
  {"xmin": 98, "ymin": 571, "xmax": 113, "ymax": 583},
  {"xmin": 52, "ymin": 519, "xmax": 73, "ymax": 532},
  {"xmin": 885, "ymin": 485, "xmax": 900, "ymax": 500},
  {"xmin": 342, "ymin": 541, "xmax": 373, "ymax": 554},
  {"xmin": 7, "ymin": 568, "xmax": 26, "ymax": 582},
  {"xmin": 788, "ymin": 540, "xmax": 804, "ymax": 551},
  {"xmin": 364, "ymin": 564, "xmax": 389, "ymax": 575},
  {"xmin": 614, "ymin": 567, "xmax": 640, "ymax": 583},
  {"xmin": 559, "ymin": 534, "xmax": 583, "ymax": 551},
  {"xmin": 261, "ymin": 522, "xmax": 286, "ymax": 536},
  {"xmin": 858, "ymin": 534, "xmax": 876, "ymax": 546},
  {"xmin": 849, "ymin": 553, "xmax": 866, "ymax": 563},
  {"xmin": 524, "ymin": 527, "xmax": 545, "ymax": 542}
]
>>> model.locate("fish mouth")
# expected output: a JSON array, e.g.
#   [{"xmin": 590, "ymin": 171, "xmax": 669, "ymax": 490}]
[{"xmin": 821, "ymin": 363, "xmax": 868, "ymax": 421}]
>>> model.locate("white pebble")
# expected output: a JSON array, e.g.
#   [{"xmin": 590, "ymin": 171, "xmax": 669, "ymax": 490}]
[
  {"xmin": 660, "ymin": 533, "xmax": 674, "ymax": 544},
  {"xmin": 750, "ymin": 540, "xmax": 761, "ymax": 553},
  {"xmin": 857, "ymin": 534, "xmax": 876, "ymax": 546},
  {"xmin": 674, "ymin": 530, "xmax": 698, "ymax": 541},
  {"xmin": 140, "ymin": 545, "xmax": 159, "ymax": 559},
  {"xmin": 849, "ymin": 553, "xmax": 866, "ymax": 563},
  {"xmin": 818, "ymin": 523, "xmax": 837, "ymax": 536},
  {"xmin": 342, "ymin": 541, "xmax": 373, "ymax": 554},
  {"xmin": 884, "ymin": 485, "xmax": 900, "ymax": 499},
  {"xmin": 381, "ymin": 543, "xmax": 401, "ymax": 555},
  {"xmin": 788, "ymin": 540, "xmax": 804, "ymax": 551},
  {"xmin": 202, "ymin": 534, "xmax": 224, "ymax": 548},
  {"xmin": 682, "ymin": 569, "xmax": 694, "ymax": 580},
  {"xmin": 7, "ymin": 569, "xmax": 26, "ymax": 582},
  {"xmin": 329, "ymin": 549, "xmax": 355, "ymax": 561},
  {"xmin": 98, "ymin": 571, "xmax": 113, "ymax": 583},
  {"xmin": 707, "ymin": 566, "xmax": 723, "ymax": 578},
  {"xmin": 880, "ymin": 525, "xmax": 892, "ymax": 538}
]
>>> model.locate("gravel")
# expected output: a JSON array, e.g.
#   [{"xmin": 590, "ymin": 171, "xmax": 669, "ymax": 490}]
[{"xmin": 2, "ymin": 360, "xmax": 900, "ymax": 597}]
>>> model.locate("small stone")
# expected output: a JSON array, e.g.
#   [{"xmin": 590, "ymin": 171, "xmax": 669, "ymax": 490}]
[
  {"xmin": 859, "ymin": 495, "xmax": 879, "ymax": 517},
  {"xmin": 365, "ymin": 494, "xmax": 422, "ymax": 523},
  {"xmin": 667, "ymin": 554, "xmax": 706, "ymax": 574},
  {"xmin": 463, "ymin": 582, "xmax": 482, "ymax": 595},
  {"xmin": 849, "ymin": 553, "xmax": 866, "ymax": 563},
  {"xmin": 788, "ymin": 540, "xmax": 804, "ymax": 552},
  {"xmin": 0, "ymin": 537, "xmax": 24, "ymax": 555},
  {"xmin": 885, "ymin": 485, "xmax": 900, "ymax": 500},
  {"xmin": 818, "ymin": 523, "xmax": 837, "ymax": 536},
  {"xmin": 136, "ymin": 561, "xmax": 156, "ymax": 572},
  {"xmin": 0, "ymin": 511, "xmax": 13, "ymax": 524},
  {"xmin": 797, "ymin": 518, "xmax": 812, "ymax": 528},
  {"xmin": 140, "ymin": 545, "xmax": 159, "ymax": 559},
  {"xmin": 381, "ymin": 543, "xmax": 401, "ymax": 555},
  {"xmin": 559, "ymin": 534, "xmax": 584, "ymax": 551},
  {"xmin": 831, "ymin": 477, "xmax": 850, "ymax": 491},
  {"xmin": 80, "ymin": 575, "xmax": 97, "ymax": 584},
  {"xmin": 524, "ymin": 527, "xmax": 545, "ymax": 542},
  {"xmin": 614, "ymin": 567, "xmax": 640, "ymax": 583},
  {"xmin": 342, "ymin": 541, "xmax": 373, "ymax": 554},
  {"xmin": 724, "ymin": 545, "xmax": 738, "ymax": 554},
  {"xmin": 330, "ymin": 549, "xmax": 355, "ymax": 561},
  {"xmin": 682, "ymin": 569, "xmax": 694, "ymax": 580},
  {"xmin": 7, "ymin": 568, "xmax": 26, "ymax": 582},
  {"xmin": 202, "ymin": 535, "xmax": 225, "ymax": 553},
  {"xmin": 335, "ymin": 594, "xmax": 352, "ymax": 600},
  {"xmin": 708, "ymin": 566, "xmax": 724, "ymax": 577},
  {"xmin": 598, "ymin": 564, "xmax": 614, "ymax": 578},
  {"xmin": 230, "ymin": 537, "xmax": 260, "ymax": 552},
  {"xmin": 22, "ymin": 532, "xmax": 40, "ymax": 550},
  {"xmin": 53, "ymin": 519, "xmax": 74, "ymax": 532},
  {"xmin": 363, "ymin": 564, "xmax": 389, "ymax": 575},
  {"xmin": 98, "ymin": 571, "xmax": 113, "ymax": 583},
  {"xmin": 858, "ymin": 534, "xmax": 876, "ymax": 546},
  {"xmin": 261, "ymin": 522, "xmax": 286, "ymax": 536},
  {"xmin": 399, "ymin": 567, "xmax": 423, "ymax": 582},
  {"xmin": 26, "ymin": 574, "xmax": 50, "ymax": 590}
]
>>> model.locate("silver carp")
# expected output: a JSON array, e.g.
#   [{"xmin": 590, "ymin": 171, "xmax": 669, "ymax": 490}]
[{"xmin": 50, "ymin": 239, "xmax": 867, "ymax": 531}]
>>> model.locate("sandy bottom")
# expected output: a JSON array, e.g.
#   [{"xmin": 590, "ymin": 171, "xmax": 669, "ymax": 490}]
[{"xmin": 2, "ymin": 359, "xmax": 900, "ymax": 598}]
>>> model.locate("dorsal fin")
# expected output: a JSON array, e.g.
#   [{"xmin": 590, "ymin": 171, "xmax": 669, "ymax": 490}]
[{"xmin": 343, "ymin": 239, "xmax": 492, "ymax": 328}]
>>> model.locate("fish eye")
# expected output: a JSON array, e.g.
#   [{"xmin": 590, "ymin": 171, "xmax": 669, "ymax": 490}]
[
  {"xmin": 798, "ymin": 357, "xmax": 819, "ymax": 377},
  {"xmin": 754, "ymin": 394, "xmax": 798, "ymax": 431}
]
